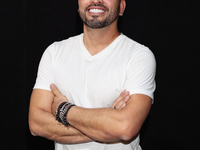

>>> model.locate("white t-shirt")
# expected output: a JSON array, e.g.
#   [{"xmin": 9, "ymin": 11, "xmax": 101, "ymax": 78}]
[{"xmin": 34, "ymin": 33, "xmax": 156, "ymax": 150}]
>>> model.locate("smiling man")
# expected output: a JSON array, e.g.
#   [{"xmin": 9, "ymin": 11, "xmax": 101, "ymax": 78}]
[
  {"xmin": 29, "ymin": 0, "xmax": 156, "ymax": 150},
  {"xmin": 79, "ymin": 0, "xmax": 120, "ymax": 28}
]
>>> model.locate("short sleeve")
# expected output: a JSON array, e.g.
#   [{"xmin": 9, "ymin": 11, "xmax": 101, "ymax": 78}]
[
  {"xmin": 33, "ymin": 43, "xmax": 55, "ymax": 91},
  {"xmin": 124, "ymin": 47, "xmax": 156, "ymax": 100}
]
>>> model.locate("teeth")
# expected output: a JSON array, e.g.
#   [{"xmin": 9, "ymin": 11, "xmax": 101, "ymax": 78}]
[{"xmin": 89, "ymin": 9, "xmax": 104, "ymax": 13}]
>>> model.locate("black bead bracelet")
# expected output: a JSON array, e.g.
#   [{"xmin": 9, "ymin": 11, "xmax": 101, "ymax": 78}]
[
  {"xmin": 56, "ymin": 102, "xmax": 67, "ymax": 122},
  {"xmin": 56, "ymin": 102, "xmax": 75, "ymax": 126}
]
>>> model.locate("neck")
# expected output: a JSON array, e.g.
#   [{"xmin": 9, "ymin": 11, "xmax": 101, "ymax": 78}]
[{"xmin": 83, "ymin": 21, "xmax": 120, "ymax": 56}]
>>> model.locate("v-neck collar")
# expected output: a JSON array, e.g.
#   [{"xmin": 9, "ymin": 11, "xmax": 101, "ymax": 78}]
[{"xmin": 80, "ymin": 33, "xmax": 122, "ymax": 61}]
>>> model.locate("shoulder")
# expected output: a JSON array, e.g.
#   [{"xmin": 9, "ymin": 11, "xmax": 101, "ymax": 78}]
[
  {"xmin": 53, "ymin": 33, "xmax": 83, "ymax": 49},
  {"xmin": 120, "ymin": 34, "xmax": 155, "ymax": 62},
  {"xmin": 43, "ymin": 34, "xmax": 83, "ymax": 56},
  {"xmin": 121, "ymin": 34, "xmax": 149, "ymax": 51}
]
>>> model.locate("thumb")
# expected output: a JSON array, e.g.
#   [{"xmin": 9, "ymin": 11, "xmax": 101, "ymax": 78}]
[{"xmin": 50, "ymin": 83, "xmax": 61, "ymax": 96}]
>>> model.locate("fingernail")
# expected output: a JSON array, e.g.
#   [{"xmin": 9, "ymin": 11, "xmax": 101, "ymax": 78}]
[
  {"xmin": 125, "ymin": 91, "xmax": 129, "ymax": 95},
  {"xmin": 50, "ymin": 84, "xmax": 55, "ymax": 89}
]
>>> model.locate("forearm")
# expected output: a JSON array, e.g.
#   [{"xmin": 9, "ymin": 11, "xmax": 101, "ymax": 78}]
[
  {"xmin": 50, "ymin": 85, "xmax": 145, "ymax": 143},
  {"xmin": 29, "ymin": 107, "xmax": 93, "ymax": 144},
  {"xmin": 66, "ymin": 94, "xmax": 151, "ymax": 143},
  {"xmin": 67, "ymin": 106, "xmax": 126, "ymax": 142}
]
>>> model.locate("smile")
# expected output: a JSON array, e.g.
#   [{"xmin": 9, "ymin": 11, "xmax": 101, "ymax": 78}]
[{"xmin": 89, "ymin": 9, "xmax": 105, "ymax": 13}]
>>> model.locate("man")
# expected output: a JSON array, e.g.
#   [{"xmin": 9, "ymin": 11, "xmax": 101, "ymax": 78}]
[{"xmin": 29, "ymin": 0, "xmax": 156, "ymax": 149}]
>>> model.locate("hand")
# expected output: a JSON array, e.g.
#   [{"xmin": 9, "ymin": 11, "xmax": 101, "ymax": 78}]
[
  {"xmin": 50, "ymin": 84, "xmax": 69, "ymax": 116},
  {"xmin": 112, "ymin": 90, "xmax": 130, "ymax": 110}
]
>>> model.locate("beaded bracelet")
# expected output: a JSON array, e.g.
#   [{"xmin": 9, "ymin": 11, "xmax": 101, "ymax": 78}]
[
  {"xmin": 56, "ymin": 102, "xmax": 67, "ymax": 122},
  {"xmin": 61, "ymin": 104, "xmax": 75, "ymax": 126},
  {"xmin": 59, "ymin": 103, "xmax": 70, "ymax": 121},
  {"xmin": 56, "ymin": 102, "xmax": 75, "ymax": 126}
]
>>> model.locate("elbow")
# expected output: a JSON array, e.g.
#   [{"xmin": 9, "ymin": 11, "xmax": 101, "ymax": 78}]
[
  {"xmin": 29, "ymin": 119, "xmax": 38, "ymax": 136},
  {"xmin": 117, "ymin": 121, "xmax": 140, "ymax": 141},
  {"xmin": 30, "ymin": 131, "xmax": 37, "ymax": 136},
  {"xmin": 28, "ymin": 114, "xmax": 43, "ymax": 137},
  {"xmin": 28, "ymin": 116, "xmax": 56, "ymax": 141},
  {"xmin": 28, "ymin": 109, "xmax": 44, "ymax": 137},
  {"xmin": 103, "ymin": 120, "xmax": 140, "ymax": 141},
  {"xmin": 120, "ymin": 130, "xmax": 138, "ymax": 141}
]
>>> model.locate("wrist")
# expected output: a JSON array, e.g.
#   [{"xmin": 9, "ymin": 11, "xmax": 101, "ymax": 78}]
[{"xmin": 56, "ymin": 102, "xmax": 76, "ymax": 126}]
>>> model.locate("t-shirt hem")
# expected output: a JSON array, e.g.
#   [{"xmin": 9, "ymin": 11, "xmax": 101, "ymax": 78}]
[
  {"xmin": 129, "ymin": 89, "xmax": 154, "ymax": 103},
  {"xmin": 33, "ymin": 84, "xmax": 51, "ymax": 91}
]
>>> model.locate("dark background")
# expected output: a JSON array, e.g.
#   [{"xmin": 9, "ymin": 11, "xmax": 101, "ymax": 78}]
[{"xmin": 0, "ymin": 0, "xmax": 199, "ymax": 149}]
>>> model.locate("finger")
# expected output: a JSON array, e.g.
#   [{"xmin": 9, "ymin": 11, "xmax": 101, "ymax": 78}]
[
  {"xmin": 114, "ymin": 101, "xmax": 124, "ymax": 110},
  {"xmin": 114, "ymin": 95, "xmax": 130, "ymax": 110},
  {"xmin": 50, "ymin": 84, "xmax": 62, "ymax": 96},
  {"xmin": 112, "ymin": 90, "xmax": 129, "ymax": 108},
  {"xmin": 123, "ymin": 92, "xmax": 130, "ymax": 103},
  {"xmin": 112, "ymin": 90, "xmax": 126, "ymax": 107},
  {"xmin": 121, "ymin": 103, "xmax": 126, "ymax": 109}
]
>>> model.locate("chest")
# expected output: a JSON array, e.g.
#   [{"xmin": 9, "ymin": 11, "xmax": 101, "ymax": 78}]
[{"xmin": 54, "ymin": 53, "xmax": 128, "ymax": 108}]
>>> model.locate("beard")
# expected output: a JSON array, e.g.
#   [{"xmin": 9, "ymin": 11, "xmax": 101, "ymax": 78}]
[{"xmin": 79, "ymin": 4, "xmax": 120, "ymax": 29}]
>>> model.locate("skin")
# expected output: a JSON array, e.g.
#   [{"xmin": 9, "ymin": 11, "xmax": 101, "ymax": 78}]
[
  {"xmin": 78, "ymin": 0, "xmax": 120, "ymax": 28},
  {"xmin": 50, "ymin": 84, "xmax": 151, "ymax": 142},
  {"xmin": 29, "ymin": 0, "xmax": 152, "ymax": 144},
  {"xmin": 78, "ymin": 0, "xmax": 125, "ymax": 55},
  {"xmin": 29, "ymin": 87, "xmax": 130, "ymax": 144}
]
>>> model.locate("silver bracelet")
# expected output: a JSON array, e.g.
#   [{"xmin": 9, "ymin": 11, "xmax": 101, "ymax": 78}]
[
  {"xmin": 56, "ymin": 102, "xmax": 68, "ymax": 122},
  {"xmin": 60, "ymin": 103, "xmax": 76, "ymax": 126}
]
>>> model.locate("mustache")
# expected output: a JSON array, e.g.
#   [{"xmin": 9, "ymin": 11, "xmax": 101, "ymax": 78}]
[{"xmin": 85, "ymin": 3, "xmax": 109, "ymax": 12}]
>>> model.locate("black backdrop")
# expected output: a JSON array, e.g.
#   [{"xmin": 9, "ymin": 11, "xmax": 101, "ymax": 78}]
[{"xmin": 1, "ymin": 0, "xmax": 199, "ymax": 150}]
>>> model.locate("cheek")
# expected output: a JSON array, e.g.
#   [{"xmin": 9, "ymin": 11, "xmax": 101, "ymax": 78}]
[
  {"xmin": 78, "ymin": 0, "xmax": 84, "ymax": 11},
  {"xmin": 79, "ymin": 11, "xmax": 85, "ymax": 20},
  {"xmin": 78, "ymin": 1, "xmax": 88, "ymax": 13},
  {"xmin": 78, "ymin": 0, "xmax": 90, "ymax": 8}
]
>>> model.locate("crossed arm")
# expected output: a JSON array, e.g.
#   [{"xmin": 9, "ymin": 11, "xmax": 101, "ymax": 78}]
[
  {"xmin": 29, "ymin": 89, "xmax": 93, "ymax": 144},
  {"xmin": 29, "ymin": 84, "xmax": 152, "ymax": 144},
  {"xmin": 29, "ymin": 85, "xmax": 132, "ymax": 144}
]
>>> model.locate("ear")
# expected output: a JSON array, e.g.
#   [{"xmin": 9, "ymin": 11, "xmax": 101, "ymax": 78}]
[{"xmin": 119, "ymin": 0, "xmax": 126, "ymax": 16}]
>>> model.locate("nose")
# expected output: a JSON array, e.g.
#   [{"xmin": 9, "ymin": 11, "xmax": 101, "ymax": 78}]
[{"xmin": 91, "ymin": 0, "xmax": 103, "ymax": 3}]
